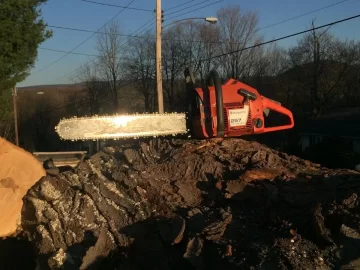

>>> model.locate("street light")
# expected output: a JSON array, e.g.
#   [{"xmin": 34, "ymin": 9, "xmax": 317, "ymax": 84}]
[
  {"xmin": 205, "ymin": 17, "xmax": 218, "ymax": 24},
  {"xmin": 155, "ymin": 14, "xmax": 218, "ymax": 113},
  {"xmin": 166, "ymin": 16, "xmax": 218, "ymax": 27}
]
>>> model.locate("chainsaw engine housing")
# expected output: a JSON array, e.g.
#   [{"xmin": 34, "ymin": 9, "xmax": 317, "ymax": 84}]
[{"xmin": 186, "ymin": 69, "xmax": 294, "ymax": 139}]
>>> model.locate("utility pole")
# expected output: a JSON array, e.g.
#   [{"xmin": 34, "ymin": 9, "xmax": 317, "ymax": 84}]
[
  {"xmin": 12, "ymin": 86, "xmax": 19, "ymax": 146},
  {"xmin": 156, "ymin": 0, "xmax": 164, "ymax": 113},
  {"xmin": 311, "ymin": 20, "xmax": 319, "ymax": 119}
]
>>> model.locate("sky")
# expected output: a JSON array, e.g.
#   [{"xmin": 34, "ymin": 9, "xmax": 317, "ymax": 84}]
[{"xmin": 17, "ymin": 0, "xmax": 360, "ymax": 87}]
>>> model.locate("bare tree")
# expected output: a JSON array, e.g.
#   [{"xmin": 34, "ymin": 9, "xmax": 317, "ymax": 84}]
[
  {"xmin": 251, "ymin": 43, "xmax": 288, "ymax": 78},
  {"xmin": 216, "ymin": 4, "xmax": 261, "ymax": 80},
  {"xmin": 195, "ymin": 22, "xmax": 221, "ymax": 80},
  {"xmin": 170, "ymin": 21, "xmax": 221, "ymax": 82},
  {"xmin": 77, "ymin": 63, "xmax": 104, "ymax": 115},
  {"xmin": 65, "ymin": 92, "xmax": 87, "ymax": 117},
  {"xmin": 96, "ymin": 21, "xmax": 124, "ymax": 111},
  {"xmin": 161, "ymin": 26, "xmax": 187, "ymax": 110},
  {"xmin": 286, "ymin": 25, "xmax": 360, "ymax": 118},
  {"xmin": 124, "ymin": 33, "xmax": 156, "ymax": 112},
  {"xmin": 342, "ymin": 42, "xmax": 360, "ymax": 105}
]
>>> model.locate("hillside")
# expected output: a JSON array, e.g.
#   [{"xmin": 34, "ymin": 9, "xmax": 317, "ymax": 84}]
[{"xmin": 18, "ymin": 83, "xmax": 85, "ymax": 92}]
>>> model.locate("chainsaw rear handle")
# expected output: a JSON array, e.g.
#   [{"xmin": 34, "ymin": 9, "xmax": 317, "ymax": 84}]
[{"xmin": 260, "ymin": 96, "xmax": 294, "ymax": 132}]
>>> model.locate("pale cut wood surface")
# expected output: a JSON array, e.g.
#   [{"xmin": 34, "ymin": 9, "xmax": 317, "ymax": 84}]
[{"xmin": 0, "ymin": 137, "xmax": 45, "ymax": 237}]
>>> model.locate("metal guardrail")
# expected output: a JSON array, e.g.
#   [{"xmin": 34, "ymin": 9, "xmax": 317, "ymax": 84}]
[{"xmin": 33, "ymin": 151, "xmax": 87, "ymax": 168}]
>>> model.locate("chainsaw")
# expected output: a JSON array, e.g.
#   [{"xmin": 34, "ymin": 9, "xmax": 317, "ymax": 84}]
[{"xmin": 55, "ymin": 68, "xmax": 294, "ymax": 141}]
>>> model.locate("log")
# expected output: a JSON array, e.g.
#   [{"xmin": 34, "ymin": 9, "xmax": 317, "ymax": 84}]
[
  {"xmin": 20, "ymin": 138, "xmax": 360, "ymax": 269},
  {"xmin": 0, "ymin": 137, "xmax": 46, "ymax": 238}
]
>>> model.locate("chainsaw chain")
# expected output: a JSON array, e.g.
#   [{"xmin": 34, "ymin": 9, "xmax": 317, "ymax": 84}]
[{"xmin": 55, "ymin": 112, "xmax": 188, "ymax": 141}]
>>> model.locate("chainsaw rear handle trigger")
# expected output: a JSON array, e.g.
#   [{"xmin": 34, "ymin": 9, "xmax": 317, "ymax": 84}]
[{"xmin": 261, "ymin": 96, "xmax": 294, "ymax": 132}]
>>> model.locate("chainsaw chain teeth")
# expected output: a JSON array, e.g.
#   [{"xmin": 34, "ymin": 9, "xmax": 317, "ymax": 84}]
[{"xmin": 55, "ymin": 112, "xmax": 188, "ymax": 141}]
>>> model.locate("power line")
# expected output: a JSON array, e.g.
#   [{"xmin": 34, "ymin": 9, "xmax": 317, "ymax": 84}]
[
  {"xmin": 132, "ymin": 1, "xmax": 210, "ymax": 36},
  {"xmin": 49, "ymin": 16, "xmax": 155, "ymax": 85},
  {"xmin": 40, "ymin": 47, "xmax": 99, "ymax": 57},
  {"xmin": 46, "ymin": 0, "xmax": 219, "ymax": 54},
  {"xmin": 166, "ymin": 0, "xmax": 211, "ymax": 16},
  {"xmin": 257, "ymin": 0, "xmax": 350, "ymax": 31},
  {"xmin": 51, "ymin": 16, "xmax": 155, "ymax": 83},
  {"xmin": 50, "ymin": 59, "xmax": 97, "ymax": 85},
  {"xmin": 75, "ymin": 1, "xmax": 204, "ymax": 28},
  {"xmin": 201, "ymin": 14, "xmax": 360, "ymax": 62},
  {"xmin": 35, "ymin": 14, "xmax": 360, "ymax": 114},
  {"xmin": 29, "ymin": 0, "xmax": 136, "ymax": 76},
  {"xmin": 127, "ymin": 16, "xmax": 156, "ymax": 36},
  {"xmin": 79, "ymin": 0, "xmax": 152, "ymax": 12},
  {"xmin": 41, "ymin": 0, "xmax": 352, "ymax": 84},
  {"xmin": 166, "ymin": 0, "xmax": 196, "ymax": 11},
  {"xmin": 64, "ymin": 0, "xmax": 202, "ymax": 39},
  {"xmin": 163, "ymin": 0, "xmax": 222, "ymax": 25},
  {"xmin": 47, "ymin": 0, "xmax": 350, "ymax": 43},
  {"xmin": 35, "ymin": 0, "xmax": 354, "ymax": 85},
  {"xmin": 63, "ymin": 17, "xmax": 156, "ymax": 83},
  {"xmin": 47, "ymin": 24, "xmax": 149, "ymax": 38}
]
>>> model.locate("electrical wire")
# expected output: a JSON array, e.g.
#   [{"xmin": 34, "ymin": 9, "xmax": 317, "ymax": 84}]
[
  {"xmin": 163, "ymin": 0, "xmax": 222, "ymax": 26},
  {"xmin": 166, "ymin": 0, "xmax": 196, "ymax": 11},
  {"xmin": 37, "ymin": 0, "xmax": 352, "ymax": 83},
  {"xmin": 79, "ymin": 0, "xmax": 152, "ymax": 12},
  {"xmin": 49, "ymin": 16, "xmax": 155, "ymax": 84},
  {"xmin": 47, "ymin": 0, "xmax": 351, "ymax": 43},
  {"xmin": 70, "ymin": 1, "xmax": 210, "ymax": 37},
  {"xmin": 200, "ymin": 14, "xmax": 360, "ymax": 62},
  {"xmin": 166, "ymin": 0, "xmax": 211, "ymax": 16},
  {"xmin": 47, "ymin": 25, "xmax": 148, "ymax": 38},
  {"xmin": 33, "ymin": 14, "xmax": 360, "ymax": 115},
  {"xmin": 129, "ymin": 1, "xmax": 211, "ymax": 36},
  {"xmin": 60, "ymin": 13, "xmax": 360, "ymax": 82},
  {"xmin": 54, "ymin": 15, "xmax": 157, "ymax": 84},
  {"xmin": 258, "ymin": 0, "xmax": 350, "ymax": 31},
  {"xmin": 40, "ymin": 47, "xmax": 99, "ymax": 57},
  {"xmin": 29, "ymin": 0, "xmax": 136, "ymax": 76}
]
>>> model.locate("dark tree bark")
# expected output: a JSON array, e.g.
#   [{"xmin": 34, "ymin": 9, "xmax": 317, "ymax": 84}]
[{"xmin": 20, "ymin": 139, "xmax": 360, "ymax": 270}]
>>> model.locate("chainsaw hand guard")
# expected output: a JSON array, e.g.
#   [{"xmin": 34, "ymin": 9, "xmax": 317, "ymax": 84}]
[{"xmin": 258, "ymin": 96, "xmax": 294, "ymax": 133}]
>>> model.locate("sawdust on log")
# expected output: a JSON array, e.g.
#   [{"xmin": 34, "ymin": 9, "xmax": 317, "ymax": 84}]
[{"xmin": 19, "ymin": 138, "xmax": 360, "ymax": 269}]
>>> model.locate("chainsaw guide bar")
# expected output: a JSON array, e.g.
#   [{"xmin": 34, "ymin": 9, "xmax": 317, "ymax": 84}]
[{"xmin": 55, "ymin": 113, "xmax": 188, "ymax": 141}]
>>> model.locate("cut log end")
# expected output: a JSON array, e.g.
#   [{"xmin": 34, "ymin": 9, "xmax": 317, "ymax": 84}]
[{"xmin": 0, "ymin": 137, "xmax": 46, "ymax": 238}]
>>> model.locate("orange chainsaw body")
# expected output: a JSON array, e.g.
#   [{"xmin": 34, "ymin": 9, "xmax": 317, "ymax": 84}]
[{"xmin": 185, "ymin": 69, "xmax": 294, "ymax": 139}]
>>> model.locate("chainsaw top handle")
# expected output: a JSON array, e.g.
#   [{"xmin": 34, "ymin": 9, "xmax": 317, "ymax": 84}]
[
  {"xmin": 184, "ymin": 67, "xmax": 225, "ymax": 138},
  {"xmin": 207, "ymin": 69, "xmax": 224, "ymax": 138}
]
